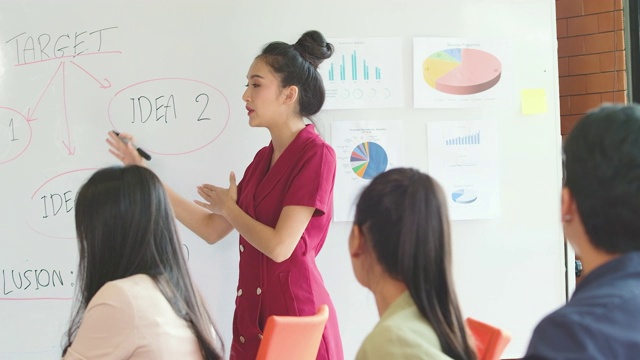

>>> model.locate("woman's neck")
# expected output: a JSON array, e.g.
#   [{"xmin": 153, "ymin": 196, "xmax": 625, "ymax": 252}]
[
  {"xmin": 370, "ymin": 274, "xmax": 408, "ymax": 317},
  {"xmin": 269, "ymin": 117, "xmax": 306, "ymax": 164}
]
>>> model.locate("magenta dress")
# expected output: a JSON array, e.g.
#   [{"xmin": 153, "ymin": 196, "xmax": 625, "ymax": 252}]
[{"xmin": 230, "ymin": 124, "xmax": 344, "ymax": 360}]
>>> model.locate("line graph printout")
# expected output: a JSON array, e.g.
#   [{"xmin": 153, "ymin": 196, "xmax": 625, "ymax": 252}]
[
  {"xmin": 319, "ymin": 37, "xmax": 403, "ymax": 109},
  {"xmin": 413, "ymin": 38, "xmax": 510, "ymax": 108},
  {"xmin": 332, "ymin": 120, "xmax": 403, "ymax": 221},
  {"xmin": 426, "ymin": 119, "xmax": 500, "ymax": 220}
]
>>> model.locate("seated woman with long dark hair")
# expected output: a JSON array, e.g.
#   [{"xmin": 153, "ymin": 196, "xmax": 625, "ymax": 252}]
[
  {"xmin": 62, "ymin": 165, "xmax": 223, "ymax": 359},
  {"xmin": 349, "ymin": 168, "xmax": 477, "ymax": 360}
]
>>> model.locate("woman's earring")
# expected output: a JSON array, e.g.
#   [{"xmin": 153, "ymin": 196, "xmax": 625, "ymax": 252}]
[{"xmin": 562, "ymin": 214, "xmax": 572, "ymax": 222}]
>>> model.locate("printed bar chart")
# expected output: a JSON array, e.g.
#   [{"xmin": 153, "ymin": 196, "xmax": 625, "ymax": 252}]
[
  {"xmin": 445, "ymin": 132, "xmax": 480, "ymax": 145},
  {"xmin": 327, "ymin": 50, "xmax": 382, "ymax": 82},
  {"xmin": 319, "ymin": 37, "xmax": 402, "ymax": 109}
]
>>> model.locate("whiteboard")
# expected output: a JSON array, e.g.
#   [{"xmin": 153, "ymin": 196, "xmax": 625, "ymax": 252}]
[{"xmin": 0, "ymin": 1, "xmax": 565, "ymax": 359}]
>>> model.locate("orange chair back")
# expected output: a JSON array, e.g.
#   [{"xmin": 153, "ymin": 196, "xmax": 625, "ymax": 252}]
[
  {"xmin": 256, "ymin": 305, "xmax": 329, "ymax": 360},
  {"xmin": 465, "ymin": 317, "xmax": 511, "ymax": 360}
]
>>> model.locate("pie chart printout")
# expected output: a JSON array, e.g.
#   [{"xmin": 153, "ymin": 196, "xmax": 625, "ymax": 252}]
[
  {"xmin": 423, "ymin": 48, "xmax": 502, "ymax": 95},
  {"xmin": 451, "ymin": 188, "xmax": 478, "ymax": 204},
  {"xmin": 350, "ymin": 142, "xmax": 388, "ymax": 180}
]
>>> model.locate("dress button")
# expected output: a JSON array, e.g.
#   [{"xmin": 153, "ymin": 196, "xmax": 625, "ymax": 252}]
[
  {"xmin": 256, "ymin": 287, "xmax": 262, "ymax": 295},
  {"xmin": 239, "ymin": 336, "xmax": 245, "ymax": 343},
  {"xmin": 240, "ymin": 244, "xmax": 244, "ymax": 252},
  {"xmin": 237, "ymin": 289, "xmax": 243, "ymax": 296}
]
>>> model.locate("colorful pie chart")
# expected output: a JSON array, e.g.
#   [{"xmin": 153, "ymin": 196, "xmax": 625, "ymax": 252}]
[
  {"xmin": 423, "ymin": 48, "xmax": 502, "ymax": 95},
  {"xmin": 350, "ymin": 142, "xmax": 388, "ymax": 180}
]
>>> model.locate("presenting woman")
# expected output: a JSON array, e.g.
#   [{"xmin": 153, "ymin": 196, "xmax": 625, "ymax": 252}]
[{"xmin": 108, "ymin": 30, "xmax": 343, "ymax": 359}]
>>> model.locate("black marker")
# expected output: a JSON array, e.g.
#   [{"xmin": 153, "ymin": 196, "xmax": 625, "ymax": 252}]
[{"xmin": 112, "ymin": 131, "xmax": 152, "ymax": 161}]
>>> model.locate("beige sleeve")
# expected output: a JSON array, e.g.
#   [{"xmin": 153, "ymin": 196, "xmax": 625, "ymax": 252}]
[{"xmin": 62, "ymin": 282, "xmax": 137, "ymax": 360}]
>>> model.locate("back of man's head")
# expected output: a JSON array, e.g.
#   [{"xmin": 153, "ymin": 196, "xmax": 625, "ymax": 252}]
[{"xmin": 564, "ymin": 103, "xmax": 640, "ymax": 254}]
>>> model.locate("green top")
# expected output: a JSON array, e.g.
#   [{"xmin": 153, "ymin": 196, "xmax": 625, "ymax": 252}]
[{"xmin": 356, "ymin": 291, "xmax": 453, "ymax": 360}]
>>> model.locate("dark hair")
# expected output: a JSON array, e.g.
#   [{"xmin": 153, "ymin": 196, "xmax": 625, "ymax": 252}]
[
  {"xmin": 563, "ymin": 103, "xmax": 640, "ymax": 254},
  {"xmin": 63, "ymin": 165, "xmax": 223, "ymax": 359},
  {"xmin": 354, "ymin": 168, "xmax": 476, "ymax": 360},
  {"xmin": 258, "ymin": 30, "xmax": 334, "ymax": 118}
]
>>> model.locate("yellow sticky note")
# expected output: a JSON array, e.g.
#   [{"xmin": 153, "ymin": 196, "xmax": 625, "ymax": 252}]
[{"xmin": 521, "ymin": 88, "xmax": 548, "ymax": 115}]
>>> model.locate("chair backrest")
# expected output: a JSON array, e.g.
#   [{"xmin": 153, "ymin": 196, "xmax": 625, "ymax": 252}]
[
  {"xmin": 465, "ymin": 317, "xmax": 511, "ymax": 360},
  {"xmin": 256, "ymin": 305, "xmax": 329, "ymax": 360}
]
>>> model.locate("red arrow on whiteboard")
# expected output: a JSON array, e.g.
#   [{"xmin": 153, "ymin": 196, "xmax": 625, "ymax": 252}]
[
  {"xmin": 21, "ymin": 55, "xmax": 118, "ymax": 156},
  {"xmin": 60, "ymin": 62, "xmax": 75, "ymax": 155},
  {"xmin": 21, "ymin": 61, "xmax": 75, "ymax": 155},
  {"xmin": 24, "ymin": 61, "xmax": 64, "ymax": 122},
  {"xmin": 69, "ymin": 61, "xmax": 112, "ymax": 89}
]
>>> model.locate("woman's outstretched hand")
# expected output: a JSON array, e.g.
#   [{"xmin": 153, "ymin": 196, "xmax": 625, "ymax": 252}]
[
  {"xmin": 106, "ymin": 131, "xmax": 146, "ymax": 166},
  {"xmin": 195, "ymin": 172, "xmax": 238, "ymax": 216}
]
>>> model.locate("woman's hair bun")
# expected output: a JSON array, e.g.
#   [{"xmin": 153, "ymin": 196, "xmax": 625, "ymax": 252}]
[{"xmin": 293, "ymin": 30, "xmax": 334, "ymax": 68}]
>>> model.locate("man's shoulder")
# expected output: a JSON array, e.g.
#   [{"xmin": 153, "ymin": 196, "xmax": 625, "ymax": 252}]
[
  {"xmin": 570, "ymin": 262, "xmax": 640, "ymax": 310},
  {"xmin": 524, "ymin": 279, "xmax": 640, "ymax": 360}
]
